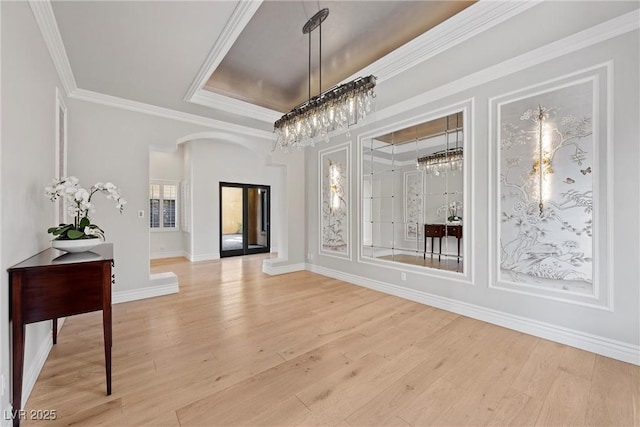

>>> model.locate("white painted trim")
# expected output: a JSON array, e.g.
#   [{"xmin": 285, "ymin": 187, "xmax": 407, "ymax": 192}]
[
  {"xmin": 29, "ymin": 0, "xmax": 638, "ymax": 137},
  {"xmin": 54, "ymin": 88, "xmax": 68, "ymax": 226},
  {"xmin": 190, "ymin": 89, "xmax": 280, "ymax": 123},
  {"xmin": 318, "ymin": 143, "xmax": 352, "ymax": 261},
  {"xmin": 186, "ymin": 1, "xmax": 540, "ymax": 123},
  {"xmin": 21, "ymin": 331, "xmax": 53, "ymax": 405},
  {"xmin": 262, "ymin": 262, "xmax": 306, "ymax": 276},
  {"xmin": 28, "ymin": 0, "xmax": 77, "ymax": 95},
  {"xmin": 69, "ymin": 89, "xmax": 273, "ymax": 140},
  {"xmin": 189, "ymin": 253, "xmax": 220, "ymax": 262},
  {"xmin": 306, "ymin": 264, "xmax": 640, "ymax": 366},
  {"xmin": 54, "ymin": 87, "xmax": 67, "ymax": 176},
  {"xmin": 113, "ymin": 281, "xmax": 179, "ymax": 304},
  {"xmin": 183, "ymin": 0, "xmax": 262, "ymax": 101},
  {"xmin": 487, "ymin": 64, "xmax": 613, "ymax": 311},
  {"xmin": 345, "ymin": 0, "xmax": 542, "ymax": 86},
  {"xmin": 150, "ymin": 251, "xmax": 187, "ymax": 260},
  {"xmin": 374, "ymin": 9, "xmax": 639, "ymax": 124}
]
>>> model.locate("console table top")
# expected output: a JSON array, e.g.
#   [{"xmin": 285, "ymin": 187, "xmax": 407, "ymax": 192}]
[{"xmin": 8, "ymin": 243, "xmax": 113, "ymax": 271}]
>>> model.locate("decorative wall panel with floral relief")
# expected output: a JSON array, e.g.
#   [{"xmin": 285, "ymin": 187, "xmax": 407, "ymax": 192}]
[
  {"xmin": 404, "ymin": 170, "xmax": 424, "ymax": 240},
  {"xmin": 319, "ymin": 144, "xmax": 350, "ymax": 258},
  {"xmin": 493, "ymin": 74, "xmax": 605, "ymax": 299}
]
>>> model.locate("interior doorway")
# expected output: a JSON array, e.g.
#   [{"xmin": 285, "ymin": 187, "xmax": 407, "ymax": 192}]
[{"xmin": 220, "ymin": 182, "xmax": 270, "ymax": 257}]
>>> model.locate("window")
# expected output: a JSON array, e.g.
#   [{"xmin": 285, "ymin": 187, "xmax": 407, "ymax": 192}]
[{"xmin": 149, "ymin": 182, "xmax": 178, "ymax": 230}]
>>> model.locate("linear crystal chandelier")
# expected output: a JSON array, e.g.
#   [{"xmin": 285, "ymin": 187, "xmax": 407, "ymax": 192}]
[
  {"xmin": 417, "ymin": 147, "xmax": 464, "ymax": 175},
  {"xmin": 274, "ymin": 8, "xmax": 376, "ymax": 151},
  {"xmin": 417, "ymin": 113, "xmax": 463, "ymax": 175}
]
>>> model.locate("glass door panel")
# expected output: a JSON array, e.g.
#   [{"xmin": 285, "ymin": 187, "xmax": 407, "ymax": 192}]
[
  {"xmin": 220, "ymin": 183, "xmax": 270, "ymax": 257},
  {"xmin": 221, "ymin": 185, "xmax": 244, "ymax": 256}
]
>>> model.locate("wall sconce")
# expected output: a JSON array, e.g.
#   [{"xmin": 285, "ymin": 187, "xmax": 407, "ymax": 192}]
[
  {"xmin": 531, "ymin": 105, "xmax": 553, "ymax": 215},
  {"xmin": 329, "ymin": 162, "xmax": 341, "ymax": 212}
]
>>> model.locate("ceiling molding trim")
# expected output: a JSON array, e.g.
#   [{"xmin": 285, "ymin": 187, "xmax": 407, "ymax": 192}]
[
  {"xmin": 185, "ymin": 0, "xmax": 541, "ymax": 122},
  {"xmin": 70, "ymin": 89, "xmax": 274, "ymax": 140},
  {"xmin": 28, "ymin": 0, "xmax": 77, "ymax": 95},
  {"xmin": 375, "ymin": 8, "xmax": 639, "ymax": 123},
  {"xmin": 345, "ymin": 0, "xmax": 543, "ymax": 85},
  {"xmin": 183, "ymin": 0, "xmax": 263, "ymax": 102},
  {"xmin": 190, "ymin": 89, "xmax": 281, "ymax": 123}
]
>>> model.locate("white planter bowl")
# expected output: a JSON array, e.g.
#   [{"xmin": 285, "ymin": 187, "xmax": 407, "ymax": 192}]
[{"xmin": 52, "ymin": 239, "xmax": 101, "ymax": 253}]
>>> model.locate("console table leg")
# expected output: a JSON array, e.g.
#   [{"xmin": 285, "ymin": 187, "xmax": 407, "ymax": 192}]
[
  {"xmin": 102, "ymin": 263, "xmax": 112, "ymax": 396},
  {"xmin": 12, "ymin": 323, "xmax": 25, "ymax": 427},
  {"xmin": 52, "ymin": 318, "xmax": 57, "ymax": 345}
]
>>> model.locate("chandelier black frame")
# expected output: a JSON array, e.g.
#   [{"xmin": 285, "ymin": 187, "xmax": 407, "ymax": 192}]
[{"xmin": 273, "ymin": 8, "xmax": 376, "ymax": 150}]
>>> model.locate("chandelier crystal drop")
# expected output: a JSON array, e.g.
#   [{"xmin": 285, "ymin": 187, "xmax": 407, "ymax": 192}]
[
  {"xmin": 273, "ymin": 8, "xmax": 376, "ymax": 151},
  {"xmin": 417, "ymin": 112, "xmax": 463, "ymax": 175},
  {"xmin": 417, "ymin": 147, "xmax": 464, "ymax": 176}
]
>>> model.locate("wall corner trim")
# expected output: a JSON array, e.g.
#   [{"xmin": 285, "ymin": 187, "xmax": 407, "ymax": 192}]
[
  {"xmin": 113, "ymin": 274, "xmax": 179, "ymax": 304},
  {"xmin": 306, "ymin": 264, "xmax": 640, "ymax": 366},
  {"xmin": 262, "ymin": 261, "xmax": 306, "ymax": 276},
  {"xmin": 150, "ymin": 251, "xmax": 188, "ymax": 260},
  {"xmin": 28, "ymin": 0, "xmax": 77, "ymax": 95}
]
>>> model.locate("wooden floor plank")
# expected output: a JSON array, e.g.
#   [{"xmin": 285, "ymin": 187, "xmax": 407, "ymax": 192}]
[
  {"xmin": 585, "ymin": 355, "xmax": 637, "ymax": 426},
  {"xmin": 20, "ymin": 255, "xmax": 638, "ymax": 426},
  {"xmin": 534, "ymin": 370, "xmax": 591, "ymax": 426}
]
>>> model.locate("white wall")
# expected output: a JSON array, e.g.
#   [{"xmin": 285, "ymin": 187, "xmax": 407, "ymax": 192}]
[
  {"xmin": 0, "ymin": 1, "xmax": 64, "ymax": 415},
  {"xmin": 149, "ymin": 149, "xmax": 184, "ymax": 259},
  {"xmin": 65, "ymin": 100, "xmax": 212, "ymax": 294},
  {"xmin": 185, "ymin": 139, "xmax": 282, "ymax": 261},
  {"xmin": 305, "ymin": 3, "xmax": 640, "ymax": 364}
]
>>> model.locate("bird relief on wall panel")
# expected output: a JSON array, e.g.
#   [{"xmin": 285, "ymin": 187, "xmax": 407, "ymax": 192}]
[{"xmin": 498, "ymin": 79, "xmax": 595, "ymax": 295}]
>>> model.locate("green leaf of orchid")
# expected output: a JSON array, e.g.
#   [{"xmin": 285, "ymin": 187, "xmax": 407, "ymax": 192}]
[
  {"xmin": 67, "ymin": 229, "xmax": 84, "ymax": 239},
  {"xmin": 79, "ymin": 217, "xmax": 90, "ymax": 228}
]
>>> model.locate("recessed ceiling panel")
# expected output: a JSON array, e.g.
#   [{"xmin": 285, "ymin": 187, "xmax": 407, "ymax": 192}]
[{"xmin": 205, "ymin": 1, "xmax": 475, "ymax": 113}]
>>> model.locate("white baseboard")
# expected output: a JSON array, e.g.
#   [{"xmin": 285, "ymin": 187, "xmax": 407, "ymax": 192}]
[
  {"xmin": 306, "ymin": 264, "xmax": 640, "ymax": 366},
  {"xmin": 21, "ymin": 329, "xmax": 53, "ymax": 405},
  {"xmin": 262, "ymin": 261, "xmax": 306, "ymax": 276},
  {"xmin": 188, "ymin": 252, "xmax": 220, "ymax": 262},
  {"xmin": 113, "ymin": 273, "xmax": 179, "ymax": 304},
  {"xmin": 150, "ymin": 250, "xmax": 187, "ymax": 260}
]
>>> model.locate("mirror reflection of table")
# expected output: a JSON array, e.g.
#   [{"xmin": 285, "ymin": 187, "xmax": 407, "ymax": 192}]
[{"xmin": 424, "ymin": 224, "xmax": 462, "ymax": 262}]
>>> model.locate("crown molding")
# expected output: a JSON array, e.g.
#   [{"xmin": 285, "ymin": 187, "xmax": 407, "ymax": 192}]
[
  {"xmin": 70, "ymin": 89, "xmax": 273, "ymax": 140},
  {"xmin": 347, "ymin": 0, "xmax": 543, "ymax": 85},
  {"xmin": 375, "ymin": 8, "xmax": 640, "ymax": 123},
  {"xmin": 190, "ymin": 89, "xmax": 281, "ymax": 123},
  {"xmin": 28, "ymin": 0, "xmax": 77, "ymax": 95},
  {"xmin": 183, "ymin": 0, "xmax": 263, "ymax": 102},
  {"xmin": 183, "ymin": 0, "xmax": 541, "ymax": 122}
]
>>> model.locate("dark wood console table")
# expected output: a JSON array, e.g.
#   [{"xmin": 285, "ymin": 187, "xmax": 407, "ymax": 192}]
[
  {"xmin": 7, "ymin": 244, "xmax": 113, "ymax": 427},
  {"xmin": 424, "ymin": 224, "xmax": 462, "ymax": 262}
]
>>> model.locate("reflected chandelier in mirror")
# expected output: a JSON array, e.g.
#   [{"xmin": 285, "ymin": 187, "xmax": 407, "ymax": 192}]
[{"xmin": 361, "ymin": 111, "xmax": 465, "ymax": 273}]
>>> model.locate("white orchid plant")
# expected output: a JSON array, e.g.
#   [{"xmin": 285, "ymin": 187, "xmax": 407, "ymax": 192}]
[
  {"xmin": 45, "ymin": 176, "xmax": 126, "ymax": 240},
  {"xmin": 437, "ymin": 201, "xmax": 463, "ymax": 222}
]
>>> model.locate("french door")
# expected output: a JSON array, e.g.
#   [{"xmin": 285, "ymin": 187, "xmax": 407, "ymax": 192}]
[{"xmin": 219, "ymin": 182, "xmax": 270, "ymax": 257}]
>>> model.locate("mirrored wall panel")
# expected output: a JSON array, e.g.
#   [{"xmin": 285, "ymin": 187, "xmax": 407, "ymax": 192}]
[{"xmin": 362, "ymin": 112, "xmax": 465, "ymax": 272}]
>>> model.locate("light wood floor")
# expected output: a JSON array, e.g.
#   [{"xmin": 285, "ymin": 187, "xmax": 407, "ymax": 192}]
[{"xmin": 24, "ymin": 254, "xmax": 639, "ymax": 426}]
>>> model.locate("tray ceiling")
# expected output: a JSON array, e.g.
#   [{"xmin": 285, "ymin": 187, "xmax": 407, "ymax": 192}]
[{"xmin": 205, "ymin": 1, "xmax": 475, "ymax": 113}]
